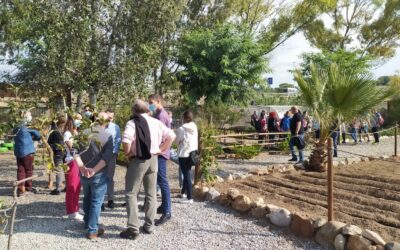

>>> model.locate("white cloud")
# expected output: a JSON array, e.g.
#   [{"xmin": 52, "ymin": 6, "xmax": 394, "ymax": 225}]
[{"xmin": 268, "ymin": 32, "xmax": 400, "ymax": 87}]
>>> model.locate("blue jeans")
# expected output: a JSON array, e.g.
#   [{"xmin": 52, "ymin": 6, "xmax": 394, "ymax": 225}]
[
  {"xmin": 81, "ymin": 171, "xmax": 108, "ymax": 234},
  {"xmin": 289, "ymin": 134, "xmax": 304, "ymax": 161},
  {"xmin": 179, "ymin": 158, "xmax": 193, "ymax": 200},
  {"xmin": 350, "ymin": 128, "xmax": 357, "ymax": 142},
  {"xmin": 170, "ymin": 149, "xmax": 183, "ymax": 187},
  {"xmin": 157, "ymin": 156, "xmax": 171, "ymax": 215},
  {"xmin": 330, "ymin": 131, "xmax": 338, "ymax": 157}
]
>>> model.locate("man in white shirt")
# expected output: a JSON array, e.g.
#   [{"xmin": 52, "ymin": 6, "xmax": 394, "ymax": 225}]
[{"xmin": 120, "ymin": 100, "xmax": 175, "ymax": 240}]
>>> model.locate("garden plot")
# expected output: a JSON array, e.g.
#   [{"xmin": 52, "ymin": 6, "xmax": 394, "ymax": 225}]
[{"xmin": 214, "ymin": 160, "xmax": 400, "ymax": 242}]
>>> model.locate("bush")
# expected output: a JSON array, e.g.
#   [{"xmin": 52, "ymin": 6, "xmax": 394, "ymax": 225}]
[
  {"xmin": 231, "ymin": 145, "xmax": 262, "ymax": 159},
  {"xmin": 276, "ymin": 137, "xmax": 290, "ymax": 152},
  {"xmin": 199, "ymin": 127, "xmax": 223, "ymax": 182}
]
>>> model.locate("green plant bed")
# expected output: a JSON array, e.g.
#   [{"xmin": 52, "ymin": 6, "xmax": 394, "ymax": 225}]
[
  {"xmin": 229, "ymin": 145, "xmax": 262, "ymax": 159},
  {"xmin": 0, "ymin": 147, "xmax": 9, "ymax": 152},
  {"xmin": 2, "ymin": 142, "xmax": 14, "ymax": 149}
]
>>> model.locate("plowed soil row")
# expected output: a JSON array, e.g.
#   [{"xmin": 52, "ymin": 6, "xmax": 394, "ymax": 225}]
[{"xmin": 214, "ymin": 160, "xmax": 400, "ymax": 242}]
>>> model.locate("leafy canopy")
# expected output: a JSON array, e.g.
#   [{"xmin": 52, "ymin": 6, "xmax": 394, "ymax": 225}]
[
  {"xmin": 303, "ymin": 0, "xmax": 400, "ymax": 59},
  {"xmin": 299, "ymin": 49, "xmax": 372, "ymax": 77},
  {"xmin": 176, "ymin": 24, "xmax": 269, "ymax": 105}
]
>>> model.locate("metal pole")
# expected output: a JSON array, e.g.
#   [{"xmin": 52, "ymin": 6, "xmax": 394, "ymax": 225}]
[
  {"xmin": 395, "ymin": 122, "xmax": 398, "ymax": 157},
  {"xmin": 327, "ymin": 137, "xmax": 335, "ymax": 221}
]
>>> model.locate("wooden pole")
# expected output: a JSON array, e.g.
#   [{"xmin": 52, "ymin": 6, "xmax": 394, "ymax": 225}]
[
  {"xmin": 395, "ymin": 122, "xmax": 398, "ymax": 157},
  {"xmin": 327, "ymin": 137, "xmax": 335, "ymax": 221},
  {"xmin": 194, "ymin": 130, "xmax": 202, "ymax": 185}
]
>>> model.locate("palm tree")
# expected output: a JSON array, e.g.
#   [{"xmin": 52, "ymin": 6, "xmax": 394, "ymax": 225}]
[{"xmin": 294, "ymin": 63, "xmax": 399, "ymax": 172}]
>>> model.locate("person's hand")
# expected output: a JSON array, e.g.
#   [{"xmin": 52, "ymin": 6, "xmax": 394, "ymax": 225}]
[
  {"xmin": 86, "ymin": 168, "xmax": 96, "ymax": 178},
  {"xmin": 79, "ymin": 166, "xmax": 88, "ymax": 176}
]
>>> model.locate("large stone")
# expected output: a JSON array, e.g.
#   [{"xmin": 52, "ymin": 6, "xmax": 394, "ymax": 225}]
[
  {"xmin": 205, "ymin": 188, "xmax": 220, "ymax": 201},
  {"xmin": 232, "ymin": 195, "xmax": 252, "ymax": 213},
  {"xmin": 193, "ymin": 185, "xmax": 209, "ymax": 199},
  {"xmin": 361, "ymin": 157, "xmax": 370, "ymax": 162},
  {"xmin": 313, "ymin": 218, "xmax": 327, "ymax": 230},
  {"xmin": 362, "ymin": 229, "xmax": 386, "ymax": 246},
  {"xmin": 334, "ymin": 234, "xmax": 346, "ymax": 250},
  {"xmin": 215, "ymin": 175, "xmax": 224, "ymax": 183},
  {"xmin": 315, "ymin": 221, "xmax": 346, "ymax": 246},
  {"xmin": 352, "ymin": 157, "xmax": 361, "ymax": 163},
  {"xmin": 249, "ymin": 169, "xmax": 270, "ymax": 176},
  {"xmin": 342, "ymin": 224, "xmax": 362, "ymax": 236},
  {"xmin": 250, "ymin": 206, "xmax": 267, "ymax": 218},
  {"xmin": 232, "ymin": 173, "xmax": 247, "ymax": 180},
  {"xmin": 385, "ymin": 242, "xmax": 400, "ymax": 250},
  {"xmin": 227, "ymin": 188, "xmax": 240, "ymax": 200},
  {"xmin": 347, "ymin": 235, "xmax": 372, "ymax": 250},
  {"xmin": 251, "ymin": 197, "xmax": 265, "ymax": 208},
  {"xmin": 290, "ymin": 213, "xmax": 315, "ymax": 238},
  {"xmin": 265, "ymin": 204, "xmax": 280, "ymax": 213},
  {"xmin": 268, "ymin": 208, "xmax": 291, "ymax": 227},
  {"xmin": 218, "ymin": 193, "xmax": 232, "ymax": 206}
]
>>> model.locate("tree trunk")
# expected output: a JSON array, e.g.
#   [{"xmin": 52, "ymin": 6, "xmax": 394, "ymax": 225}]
[
  {"xmin": 89, "ymin": 88, "xmax": 97, "ymax": 108},
  {"xmin": 66, "ymin": 89, "xmax": 72, "ymax": 108},
  {"xmin": 75, "ymin": 92, "xmax": 82, "ymax": 112},
  {"xmin": 307, "ymin": 141, "xmax": 327, "ymax": 172}
]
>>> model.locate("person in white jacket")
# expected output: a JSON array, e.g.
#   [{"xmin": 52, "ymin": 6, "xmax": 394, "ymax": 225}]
[{"xmin": 175, "ymin": 111, "xmax": 198, "ymax": 204}]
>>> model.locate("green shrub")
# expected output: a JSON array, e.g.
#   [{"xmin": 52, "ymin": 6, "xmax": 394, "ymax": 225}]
[
  {"xmin": 276, "ymin": 137, "xmax": 290, "ymax": 152},
  {"xmin": 231, "ymin": 145, "xmax": 262, "ymax": 159}
]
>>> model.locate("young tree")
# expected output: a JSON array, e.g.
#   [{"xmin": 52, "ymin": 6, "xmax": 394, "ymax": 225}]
[
  {"xmin": 294, "ymin": 63, "xmax": 399, "ymax": 171},
  {"xmin": 299, "ymin": 49, "xmax": 372, "ymax": 77},
  {"xmin": 176, "ymin": 24, "xmax": 269, "ymax": 105}
]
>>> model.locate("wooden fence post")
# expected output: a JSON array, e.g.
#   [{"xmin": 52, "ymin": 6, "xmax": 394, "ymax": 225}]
[
  {"xmin": 395, "ymin": 122, "xmax": 398, "ymax": 157},
  {"xmin": 327, "ymin": 137, "xmax": 335, "ymax": 221},
  {"xmin": 194, "ymin": 130, "xmax": 202, "ymax": 185}
]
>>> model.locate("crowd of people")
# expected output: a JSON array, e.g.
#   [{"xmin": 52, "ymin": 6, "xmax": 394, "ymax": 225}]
[
  {"xmin": 250, "ymin": 106, "xmax": 385, "ymax": 161},
  {"xmin": 12, "ymin": 94, "xmax": 199, "ymax": 240}
]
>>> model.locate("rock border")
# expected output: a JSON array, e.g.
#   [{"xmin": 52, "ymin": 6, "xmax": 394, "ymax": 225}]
[{"xmin": 194, "ymin": 161, "xmax": 399, "ymax": 250}]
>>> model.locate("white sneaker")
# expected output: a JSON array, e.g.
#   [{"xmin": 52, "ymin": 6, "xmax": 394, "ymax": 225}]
[
  {"xmin": 78, "ymin": 208, "xmax": 85, "ymax": 215},
  {"xmin": 177, "ymin": 194, "xmax": 187, "ymax": 199},
  {"xmin": 68, "ymin": 212, "xmax": 84, "ymax": 222},
  {"xmin": 180, "ymin": 199, "xmax": 193, "ymax": 204}
]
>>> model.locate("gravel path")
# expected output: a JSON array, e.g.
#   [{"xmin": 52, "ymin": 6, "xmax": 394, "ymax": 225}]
[
  {"xmin": 0, "ymin": 153, "xmax": 326, "ymax": 250},
  {"xmin": 217, "ymin": 136, "xmax": 397, "ymax": 177}
]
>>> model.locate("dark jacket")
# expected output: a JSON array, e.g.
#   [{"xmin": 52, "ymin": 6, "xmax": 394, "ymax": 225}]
[
  {"xmin": 132, "ymin": 114, "xmax": 151, "ymax": 160},
  {"xmin": 47, "ymin": 129, "xmax": 65, "ymax": 163}
]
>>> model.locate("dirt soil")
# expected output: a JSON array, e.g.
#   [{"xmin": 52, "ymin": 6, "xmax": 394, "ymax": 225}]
[{"xmin": 214, "ymin": 160, "xmax": 400, "ymax": 242}]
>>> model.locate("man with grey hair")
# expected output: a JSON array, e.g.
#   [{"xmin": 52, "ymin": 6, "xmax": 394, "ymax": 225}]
[{"xmin": 120, "ymin": 100, "xmax": 175, "ymax": 240}]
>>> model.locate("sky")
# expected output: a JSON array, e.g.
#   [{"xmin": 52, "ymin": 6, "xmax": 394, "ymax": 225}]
[
  {"xmin": 267, "ymin": 32, "xmax": 400, "ymax": 87},
  {"xmin": 1, "ymin": 32, "xmax": 399, "ymax": 87}
]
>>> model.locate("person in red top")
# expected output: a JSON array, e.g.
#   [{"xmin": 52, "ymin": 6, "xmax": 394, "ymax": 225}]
[{"xmin": 267, "ymin": 111, "xmax": 280, "ymax": 141}]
